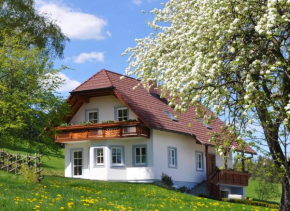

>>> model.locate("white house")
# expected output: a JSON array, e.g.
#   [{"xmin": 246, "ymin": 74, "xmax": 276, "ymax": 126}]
[{"xmin": 55, "ymin": 69, "xmax": 256, "ymax": 198}]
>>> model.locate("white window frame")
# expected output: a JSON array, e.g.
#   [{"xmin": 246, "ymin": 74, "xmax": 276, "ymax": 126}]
[
  {"xmin": 133, "ymin": 145, "xmax": 147, "ymax": 166},
  {"xmin": 197, "ymin": 153, "xmax": 202, "ymax": 170},
  {"xmin": 195, "ymin": 151, "xmax": 204, "ymax": 171},
  {"xmin": 168, "ymin": 147, "xmax": 177, "ymax": 168},
  {"xmin": 86, "ymin": 109, "xmax": 98, "ymax": 123},
  {"xmin": 110, "ymin": 146, "xmax": 125, "ymax": 166},
  {"xmin": 116, "ymin": 107, "xmax": 128, "ymax": 121},
  {"xmin": 94, "ymin": 147, "xmax": 105, "ymax": 166},
  {"xmin": 71, "ymin": 149, "xmax": 83, "ymax": 177}
]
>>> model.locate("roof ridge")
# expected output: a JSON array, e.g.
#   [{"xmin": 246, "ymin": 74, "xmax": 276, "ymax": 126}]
[
  {"xmin": 104, "ymin": 69, "xmax": 114, "ymax": 86},
  {"xmin": 73, "ymin": 69, "xmax": 113, "ymax": 92},
  {"xmin": 104, "ymin": 69, "xmax": 141, "ymax": 82}
]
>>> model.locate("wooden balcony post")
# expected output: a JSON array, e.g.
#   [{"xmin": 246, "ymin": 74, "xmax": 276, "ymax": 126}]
[
  {"xmin": 241, "ymin": 152, "xmax": 245, "ymax": 172},
  {"xmin": 102, "ymin": 128, "xmax": 105, "ymax": 137},
  {"xmin": 120, "ymin": 126, "xmax": 123, "ymax": 137},
  {"xmin": 205, "ymin": 145, "xmax": 209, "ymax": 189},
  {"xmin": 136, "ymin": 124, "xmax": 140, "ymax": 135}
]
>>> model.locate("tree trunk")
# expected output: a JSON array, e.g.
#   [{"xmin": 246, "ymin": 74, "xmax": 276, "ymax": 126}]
[{"xmin": 280, "ymin": 176, "xmax": 290, "ymax": 211}]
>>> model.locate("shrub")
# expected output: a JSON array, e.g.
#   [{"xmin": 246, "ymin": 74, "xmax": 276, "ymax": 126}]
[
  {"xmin": 161, "ymin": 172, "xmax": 173, "ymax": 187},
  {"xmin": 178, "ymin": 185, "xmax": 188, "ymax": 193},
  {"xmin": 226, "ymin": 199, "xmax": 279, "ymax": 209},
  {"xmin": 200, "ymin": 195, "xmax": 279, "ymax": 209},
  {"xmin": 19, "ymin": 165, "xmax": 40, "ymax": 183},
  {"xmin": 254, "ymin": 179, "xmax": 280, "ymax": 201}
]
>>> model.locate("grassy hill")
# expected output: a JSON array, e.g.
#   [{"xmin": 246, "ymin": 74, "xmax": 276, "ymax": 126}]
[
  {"xmin": 0, "ymin": 146, "xmax": 278, "ymax": 210},
  {"xmin": 245, "ymin": 180, "xmax": 282, "ymax": 203}
]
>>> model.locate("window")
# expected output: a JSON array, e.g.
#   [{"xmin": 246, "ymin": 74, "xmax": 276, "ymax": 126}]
[
  {"xmin": 86, "ymin": 110, "xmax": 98, "ymax": 123},
  {"xmin": 199, "ymin": 119, "xmax": 212, "ymax": 130},
  {"xmin": 133, "ymin": 145, "xmax": 147, "ymax": 166},
  {"xmin": 168, "ymin": 147, "xmax": 177, "ymax": 168},
  {"xmin": 116, "ymin": 107, "xmax": 128, "ymax": 121},
  {"xmin": 196, "ymin": 151, "xmax": 204, "ymax": 171},
  {"xmin": 110, "ymin": 146, "xmax": 125, "ymax": 166},
  {"xmin": 94, "ymin": 147, "xmax": 104, "ymax": 166},
  {"xmin": 164, "ymin": 110, "xmax": 178, "ymax": 122},
  {"xmin": 72, "ymin": 149, "xmax": 82, "ymax": 177}
]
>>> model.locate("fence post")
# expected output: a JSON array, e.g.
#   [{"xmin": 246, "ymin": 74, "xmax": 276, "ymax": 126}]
[{"xmin": 34, "ymin": 153, "xmax": 37, "ymax": 174}]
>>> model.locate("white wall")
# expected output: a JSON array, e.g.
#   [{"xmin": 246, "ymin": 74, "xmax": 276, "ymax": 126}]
[
  {"xmin": 64, "ymin": 128, "xmax": 233, "ymax": 184},
  {"xmin": 152, "ymin": 130, "xmax": 233, "ymax": 185},
  {"xmin": 64, "ymin": 136, "xmax": 154, "ymax": 181},
  {"xmin": 70, "ymin": 95, "xmax": 137, "ymax": 125}
]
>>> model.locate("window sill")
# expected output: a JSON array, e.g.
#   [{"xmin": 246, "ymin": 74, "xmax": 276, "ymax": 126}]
[
  {"xmin": 133, "ymin": 164, "xmax": 147, "ymax": 167},
  {"xmin": 196, "ymin": 169, "xmax": 204, "ymax": 172},
  {"xmin": 93, "ymin": 165, "xmax": 105, "ymax": 168},
  {"xmin": 168, "ymin": 165, "xmax": 178, "ymax": 169},
  {"xmin": 111, "ymin": 164, "xmax": 125, "ymax": 168}
]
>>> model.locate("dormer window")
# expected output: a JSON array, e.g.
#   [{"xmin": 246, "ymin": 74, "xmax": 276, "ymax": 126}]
[
  {"xmin": 164, "ymin": 110, "xmax": 178, "ymax": 122},
  {"xmin": 199, "ymin": 119, "xmax": 212, "ymax": 130},
  {"xmin": 86, "ymin": 109, "xmax": 98, "ymax": 123},
  {"xmin": 116, "ymin": 107, "xmax": 128, "ymax": 121}
]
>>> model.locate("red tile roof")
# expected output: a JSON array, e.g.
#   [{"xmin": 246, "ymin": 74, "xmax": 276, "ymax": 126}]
[{"xmin": 70, "ymin": 69, "xmax": 256, "ymax": 154}]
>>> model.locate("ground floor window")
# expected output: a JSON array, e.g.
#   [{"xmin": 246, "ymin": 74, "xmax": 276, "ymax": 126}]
[
  {"xmin": 110, "ymin": 146, "xmax": 125, "ymax": 166},
  {"xmin": 72, "ymin": 150, "xmax": 82, "ymax": 176},
  {"xmin": 94, "ymin": 147, "xmax": 104, "ymax": 166},
  {"xmin": 195, "ymin": 151, "xmax": 204, "ymax": 171},
  {"xmin": 168, "ymin": 147, "xmax": 177, "ymax": 168},
  {"xmin": 133, "ymin": 145, "xmax": 147, "ymax": 166}
]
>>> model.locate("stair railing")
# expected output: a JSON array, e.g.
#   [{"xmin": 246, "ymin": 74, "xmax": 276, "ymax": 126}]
[{"xmin": 209, "ymin": 166, "xmax": 221, "ymax": 198}]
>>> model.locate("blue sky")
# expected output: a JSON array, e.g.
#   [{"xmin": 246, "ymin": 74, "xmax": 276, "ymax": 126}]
[{"xmin": 36, "ymin": 0, "xmax": 163, "ymax": 97}]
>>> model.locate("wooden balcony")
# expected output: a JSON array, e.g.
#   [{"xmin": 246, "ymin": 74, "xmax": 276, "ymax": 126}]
[
  {"xmin": 55, "ymin": 121, "xmax": 150, "ymax": 143},
  {"xmin": 209, "ymin": 167, "xmax": 250, "ymax": 198},
  {"xmin": 211, "ymin": 167, "xmax": 250, "ymax": 186}
]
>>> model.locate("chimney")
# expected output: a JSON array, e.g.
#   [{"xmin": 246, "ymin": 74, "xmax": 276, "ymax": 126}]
[{"xmin": 144, "ymin": 80, "xmax": 157, "ymax": 95}]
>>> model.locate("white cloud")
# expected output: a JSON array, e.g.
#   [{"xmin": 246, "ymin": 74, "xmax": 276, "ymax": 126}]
[
  {"xmin": 106, "ymin": 31, "xmax": 112, "ymax": 37},
  {"xmin": 73, "ymin": 52, "xmax": 104, "ymax": 64},
  {"xmin": 132, "ymin": 0, "xmax": 142, "ymax": 5},
  {"xmin": 57, "ymin": 72, "xmax": 81, "ymax": 92},
  {"xmin": 37, "ymin": 1, "xmax": 107, "ymax": 40}
]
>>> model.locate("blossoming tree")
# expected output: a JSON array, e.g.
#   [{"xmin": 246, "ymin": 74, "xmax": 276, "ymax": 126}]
[{"xmin": 124, "ymin": 0, "xmax": 290, "ymax": 209}]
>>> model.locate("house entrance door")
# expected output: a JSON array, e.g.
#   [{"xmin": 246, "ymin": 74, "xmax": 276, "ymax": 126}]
[
  {"xmin": 72, "ymin": 150, "xmax": 83, "ymax": 177},
  {"xmin": 208, "ymin": 154, "xmax": 216, "ymax": 176}
]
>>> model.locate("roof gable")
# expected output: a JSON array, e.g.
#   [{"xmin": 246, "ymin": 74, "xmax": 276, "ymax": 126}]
[{"xmin": 73, "ymin": 69, "xmax": 113, "ymax": 92}]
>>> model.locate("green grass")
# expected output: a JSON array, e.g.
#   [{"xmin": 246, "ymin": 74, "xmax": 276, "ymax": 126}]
[
  {"xmin": 245, "ymin": 180, "xmax": 282, "ymax": 203},
  {"xmin": 0, "ymin": 172, "xmax": 276, "ymax": 211},
  {"xmin": 0, "ymin": 146, "xmax": 278, "ymax": 210}
]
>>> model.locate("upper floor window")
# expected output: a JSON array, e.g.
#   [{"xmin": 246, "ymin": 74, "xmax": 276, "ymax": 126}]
[
  {"xmin": 86, "ymin": 109, "xmax": 98, "ymax": 123},
  {"xmin": 116, "ymin": 107, "xmax": 128, "ymax": 121}
]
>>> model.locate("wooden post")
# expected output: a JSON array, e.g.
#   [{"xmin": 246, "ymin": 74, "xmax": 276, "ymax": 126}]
[
  {"xmin": 102, "ymin": 128, "xmax": 105, "ymax": 137},
  {"xmin": 205, "ymin": 145, "xmax": 209, "ymax": 189},
  {"xmin": 34, "ymin": 153, "xmax": 37, "ymax": 173},
  {"xmin": 224, "ymin": 150, "xmax": 228, "ymax": 170},
  {"xmin": 136, "ymin": 124, "xmax": 140, "ymax": 136},
  {"xmin": 241, "ymin": 152, "xmax": 245, "ymax": 172},
  {"xmin": 120, "ymin": 126, "xmax": 123, "ymax": 137},
  {"xmin": 15, "ymin": 153, "xmax": 18, "ymax": 175}
]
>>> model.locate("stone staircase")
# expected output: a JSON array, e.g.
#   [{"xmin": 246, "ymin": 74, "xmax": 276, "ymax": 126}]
[{"xmin": 190, "ymin": 180, "xmax": 209, "ymax": 196}]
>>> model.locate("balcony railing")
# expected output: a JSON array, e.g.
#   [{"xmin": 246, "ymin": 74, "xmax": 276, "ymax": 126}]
[
  {"xmin": 209, "ymin": 167, "xmax": 250, "ymax": 198},
  {"xmin": 55, "ymin": 121, "xmax": 150, "ymax": 143}
]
